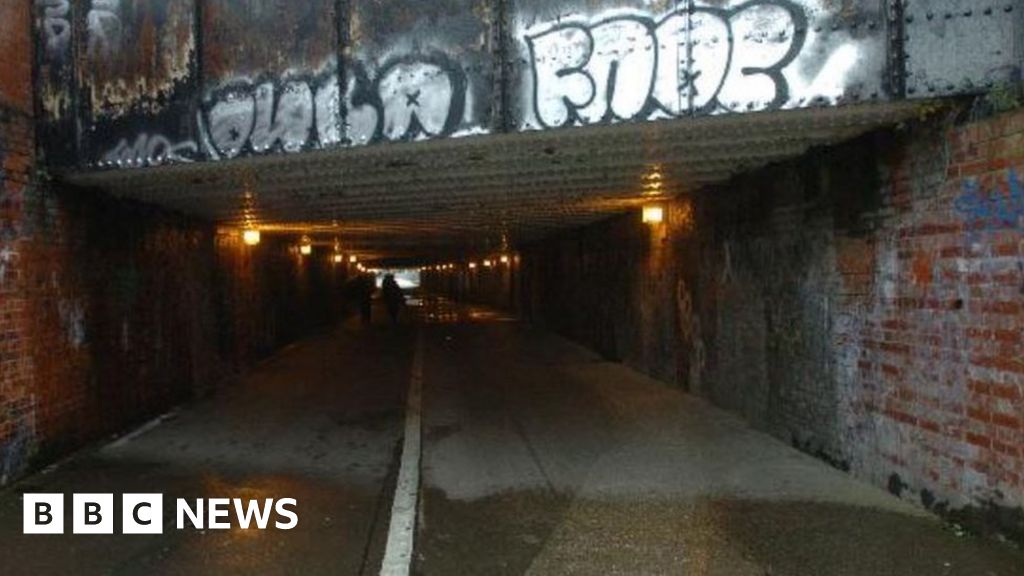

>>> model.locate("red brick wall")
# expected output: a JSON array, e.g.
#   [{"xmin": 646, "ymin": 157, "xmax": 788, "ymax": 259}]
[
  {"xmin": 0, "ymin": 0, "xmax": 345, "ymax": 478},
  {"xmin": 0, "ymin": 0, "xmax": 32, "ymax": 113},
  {"xmin": 518, "ymin": 108, "xmax": 1024, "ymax": 542},
  {"xmin": 1, "ymin": 179, "xmax": 346, "ymax": 481},
  {"xmin": 0, "ymin": 0, "xmax": 37, "ymax": 483},
  {"xmin": 841, "ymin": 113, "xmax": 1024, "ymax": 538}
]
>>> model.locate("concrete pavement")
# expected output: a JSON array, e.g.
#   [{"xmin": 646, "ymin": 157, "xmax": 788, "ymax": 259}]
[
  {"xmin": 0, "ymin": 310, "xmax": 414, "ymax": 575},
  {"xmin": 414, "ymin": 299, "xmax": 1023, "ymax": 575},
  {"xmin": 0, "ymin": 296, "xmax": 1021, "ymax": 575}
]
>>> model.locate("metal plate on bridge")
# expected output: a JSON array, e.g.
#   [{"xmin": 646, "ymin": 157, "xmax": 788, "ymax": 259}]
[{"xmin": 903, "ymin": 0, "xmax": 1022, "ymax": 97}]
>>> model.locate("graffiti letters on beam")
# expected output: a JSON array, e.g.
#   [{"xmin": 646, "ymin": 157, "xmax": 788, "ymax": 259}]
[
  {"xmin": 102, "ymin": 133, "xmax": 198, "ymax": 167},
  {"xmin": 955, "ymin": 170, "xmax": 1024, "ymax": 239},
  {"xmin": 345, "ymin": 55, "xmax": 468, "ymax": 144},
  {"xmin": 37, "ymin": 0, "xmax": 71, "ymax": 59},
  {"xmin": 201, "ymin": 55, "xmax": 467, "ymax": 159},
  {"xmin": 87, "ymin": 0, "xmax": 122, "ymax": 59},
  {"xmin": 523, "ymin": 0, "xmax": 809, "ymax": 128},
  {"xmin": 100, "ymin": 53, "xmax": 469, "ymax": 166}
]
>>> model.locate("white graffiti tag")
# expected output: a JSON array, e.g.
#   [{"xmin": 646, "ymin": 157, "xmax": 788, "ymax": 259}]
[
  {"xmin": 37, "ymin": 0, "xmax": 71, "ymax": 58},
  {"xmin": 524, "ymin": 1, "xmax": 808, "ymax": 127},
  {"xmin": 102, "ymin": 134, "xmax": 197, "ymax": 166},
  {"xmin": 87, "ymin": 0, "xmax": 122, "ymax": 59}
]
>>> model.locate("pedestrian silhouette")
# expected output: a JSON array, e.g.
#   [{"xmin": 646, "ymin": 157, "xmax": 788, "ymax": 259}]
[{"xmin": 382, "ymin": 274, "xmax": 404, "ymax": 324}]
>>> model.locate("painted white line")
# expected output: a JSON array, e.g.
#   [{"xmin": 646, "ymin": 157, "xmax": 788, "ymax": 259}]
[
  {"xmin": 380, "ymin": 330, "xmax": 424, "ymax": 576},
  {"xmin": 106, "ymin": 409, "xmax": 178, "ymax": 450}
]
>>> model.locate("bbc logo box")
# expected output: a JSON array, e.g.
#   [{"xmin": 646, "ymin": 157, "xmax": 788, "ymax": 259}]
[{"xmin": 24, "ymin": 494, "xmax": 163, "ymax": 535}]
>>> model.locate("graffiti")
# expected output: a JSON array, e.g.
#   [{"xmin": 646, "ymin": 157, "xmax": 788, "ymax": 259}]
[
  {"xmin": 0, "ymin": 135, "xmax": 18, "ymax": 288},
  {"xmin": 205, "ymin": 80, "xmax": 316, "ymax": 158},
  {"xmin": 102, "ymin": 133, "xmax": 197, "ymax": 166},
  {"xmin": 372, "ymin": 55, "xmax": 467, "ymax": 141},
  {"xmin": 0, "ymin": 414, "xmax": 33, "ymax": 486},
  {"xmin": 523, "ymin": 0, "xmax": 808, "ymax": 128},
  {"xmin": 676, "ymin": 278, "xmax": 706, "ymax": 391},
  {"xmin": 37, "ymin": 0, "xmax": 71, "ymax": 58},
  {"xmin": 101, "ymin": 52, "xmax": 470, "ymax": 165},
  {"xmin": 195, "ymin": 53, "xmax": 468, "ymax": 159},
  {"xmin": 954, "ymin": 170, "xmax": 1024, "ymax": 239},
  {"xmin": 58, "ymin": 299, "xmax": 86, "ymax": 348},
  {"xmin": 87, "ymin": 0, "xmax": 122, "ymax": 59}
]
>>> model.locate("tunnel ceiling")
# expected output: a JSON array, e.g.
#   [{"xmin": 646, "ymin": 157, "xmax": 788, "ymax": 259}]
[
  {"xmin": 36, "ymin": 0, "xmax": 1020, "ymax": 260},
  {"xmin": 67, "ymin": 102, "xmax": 920, "ymax": 259}
]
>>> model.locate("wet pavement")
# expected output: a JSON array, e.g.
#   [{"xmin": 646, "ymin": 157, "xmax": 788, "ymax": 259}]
[
  {"xmin": 415, "ymin": 300, "xmax": 1022, "ymax": 575},
  {"xmin": 0, "ymin": 310, "xmax": 414, "ymax": 575},
  {"xmin": 0, "ymin": 296, "xmax": 1021, "ymax": 575}
]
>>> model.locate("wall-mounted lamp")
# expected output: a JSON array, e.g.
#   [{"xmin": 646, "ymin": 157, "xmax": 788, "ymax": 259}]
[
  {"xmin": 349, "ymin": 255, "xmax": 358, "ymax": 264},
  {"xmin": 242, "ymin": 229, "xmax": 261, "ymax": 246},
  {"xmin": 483, "ymin": 259, "xmax": 493, "ymax": 268},
  {"xmin": 468, "ymin": 262, "xmax": 478, "ymax": 269},
  {"xmin": 333, "ymin": 254, "xmax": 343, "ymax": 264},
  {"xmin": 500, "ymin": 255, "xmax": 510, "ymax": 264},
  {"xmin": 642, "ymin": 205, "xmax": 664, "ymax": 224},
  {"xmin": 299, "ymin": 236, "xmax": 312, "ymax": 256}
]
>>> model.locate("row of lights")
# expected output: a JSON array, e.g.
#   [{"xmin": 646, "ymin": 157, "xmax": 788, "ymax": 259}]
[
  {"xmin": 420, "ymin": 254, "xmax": 513, "ymax": 272},
  {"xmin": 242, "ymin": 229, "xmax": 364, "ymax": 269},
  {"xmin": 242, "ymin": 203, "xmax": 661, "ymax": 269}
]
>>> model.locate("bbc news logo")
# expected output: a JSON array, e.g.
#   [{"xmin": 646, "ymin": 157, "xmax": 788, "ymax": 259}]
[{"xmin": 24, "ymin": 494, "xmax": 298, "ymax": 534}]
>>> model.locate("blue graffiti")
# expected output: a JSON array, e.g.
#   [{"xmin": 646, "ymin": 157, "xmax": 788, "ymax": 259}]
[
  {"xmin": 0, "ymin": 421, "xmax": 32, "ymax": 484},
  {"xmin": 954, "ymin": 169, "xmax": 1024, "ymax": 238}
]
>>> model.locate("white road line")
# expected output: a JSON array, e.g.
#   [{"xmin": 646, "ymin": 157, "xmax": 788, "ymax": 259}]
[
  {"xmin": 106, "ymin": 409, "xmax": 178, "ymax": 450},
  {"xmin": 380, "ymin": 330, "xmax": 424, "ymax": 576}
]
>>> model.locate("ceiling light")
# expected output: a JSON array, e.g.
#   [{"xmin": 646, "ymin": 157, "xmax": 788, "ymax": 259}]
[{"xmin": 642, "ymin": 205, "xmax": 664, "ymax": 224}]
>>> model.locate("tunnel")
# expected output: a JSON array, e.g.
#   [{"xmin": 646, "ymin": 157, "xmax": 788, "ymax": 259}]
[{"xmin": 1, "ymin": 0, "xmax": 1023, "ymax": 574}]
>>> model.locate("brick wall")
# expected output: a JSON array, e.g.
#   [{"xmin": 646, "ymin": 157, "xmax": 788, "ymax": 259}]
[
  {"xmin": 517, "ymin": 108, "xmax": 1024, "ymax": 542},
  {"xmin": 0, "ymin": 0, "xmax": 39, "ymax": 484},
  {"xmin": 1, "ymin": 178, "xmax": 346, "ymax": 482},
  {"xmin": 0, "ymin": 0, "xmax": 345, "ymax": 479}
]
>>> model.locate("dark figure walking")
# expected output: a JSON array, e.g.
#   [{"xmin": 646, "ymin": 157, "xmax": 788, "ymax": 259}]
[
  {"xmin": 346, "ymin": 274, "xmax": 374, "ymax": 325},
  {"xmin": 360, "ymin": 274, "xmax": 375, "ymax": 324},
  {"xmin": 382, "ymin": 274, "xmax": 404, "ymax": 324}
]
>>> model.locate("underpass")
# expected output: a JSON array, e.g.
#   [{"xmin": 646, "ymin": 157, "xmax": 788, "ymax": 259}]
[
  {"xmin": 1, "ymin": 0, "xmax": 1023, "ymax": 574},
  {"xmin": 1, "ymin": 298, "xmax": 1020, "ymax": 575}
]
